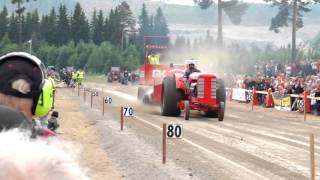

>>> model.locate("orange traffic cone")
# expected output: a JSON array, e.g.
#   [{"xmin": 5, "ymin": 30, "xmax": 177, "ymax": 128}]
[{"xmin": 265, "ymin": 88, "xmax": 273, "ymax": 108}]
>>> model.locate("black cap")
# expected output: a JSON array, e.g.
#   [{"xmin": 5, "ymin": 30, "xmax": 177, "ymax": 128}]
[
  {"xmin": 0, "ymin": 105, "xmax": 32, "ymax": 131},
  {"xmin": 0, "ymin": 57, "xmax": 42, "ymax": 98}
]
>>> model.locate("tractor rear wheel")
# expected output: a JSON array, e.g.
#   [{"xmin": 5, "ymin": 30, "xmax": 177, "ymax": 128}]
[
  {"xmin": 216, "ymin": 79, "xmax": 226, "ymax": 103},
  {"xmin": 137, "ymin": 87, "xmax": 145, "ymax": 101},
  {"xmin": 217, "ymin": 79, "xmax": 226, "ymax": 121},
  {"xmin": 161, "ymin": 77, "xmax": 181, "ymax": 116}
]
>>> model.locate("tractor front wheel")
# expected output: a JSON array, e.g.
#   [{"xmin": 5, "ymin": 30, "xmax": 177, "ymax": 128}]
[
  {"xmin": 184, "ymin": 100, "xmax": 190, "ymax": 120},
  {"xmin": 218, "ymin": 101, "xmax": 225, "ymax": 121}
]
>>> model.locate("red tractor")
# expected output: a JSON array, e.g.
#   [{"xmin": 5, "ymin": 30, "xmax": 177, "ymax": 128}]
[
  {"xmin": 137, "ymin": 36, "xmax": 226, "ymax": 121},
  {"xmin": 159, "ymin": 71, "xmax": 226, "ymax": 121}
]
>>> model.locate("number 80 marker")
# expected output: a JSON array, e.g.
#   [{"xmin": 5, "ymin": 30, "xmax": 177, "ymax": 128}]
[{"xmin": 166, "ymin": 124, "xmax": 183, "ymax": 138}]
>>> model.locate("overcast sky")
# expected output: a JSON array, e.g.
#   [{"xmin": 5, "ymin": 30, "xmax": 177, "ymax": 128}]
[{"xmin": 152, "ymin": 0, "xmax": 264, "ymax": 5}]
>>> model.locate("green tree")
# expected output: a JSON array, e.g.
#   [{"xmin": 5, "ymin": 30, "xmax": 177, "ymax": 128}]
[
  {"xmin": 46, "ymin": 45, "xmax": 59, "ymax": 66},
  {"xmin": 0, "ymin": 33, "xmax": 18, "ymax": 54},
  {"xmin": 138, "ymin": 4, "xmax": 150, "ymax": 38},
  {"xmin": 56, "ymin": 4, "xmax": 70, "ymax": 45},
  {"xmin": 103, "ymin": 10, "xmax": 111, "ymax": 42},
  {"xmin": 153, "ymin": 7, "xmax": 169, "ymax": 36},
  {"xmin": 69, "ymin": 41, "xmax": 95, "ymax": 69},
  {"xmin": 120, "ymin": 45, "xmax": 139, "ymax": 71},
  {"xmin": 193, "ymin": 0, "xmax": 248, "ymax": 46},
  {"xmin": 11, "ymin": 0, "xmax": 36, "ymax": 49},
  {"xmin": 57, "ymin": 42, "xmax": 75, "ymax": 68},
  {"xmin": 86, "ymin": 42, "xmax": 114, "ymax": 73},
  {"xmin": 117, "ymin": 1, "xmax": 135, "ymax": 30},
  {"xmin": 91, "ymin": 10, "xmax": 104, "ymax": 45},
  {"xmin": 0, "ymin": 6, "xmax": 8, "ymax": 40},
  {"xmin": 264, "ymin": 0, "xmax": 320, "ymax": 62},
  {"xmin": 8, "ymin": 13, "xmax": 19, "ymax": 43},
  {"xmin": 40, "ymin": 8, "xmax": 57, "ymax": 45},
  {"xmin": 30, "ymin": 10, "xmax": 40, "ymax": 38},
  {"xmin": 107, "ymin": 2, "xmax": 135, "ymax": 46},
  {"xmin": 149, "ymin": 14, "xmax": 154, "ymax": 35},
  {"xmin": 107, "ymin": 8, "xmax": 120, "ymax": 45},
  {"xmin": 35, "ymin": 41, "xmax": 50, "ymax": 64},
  {"xmin": 22, "ymin": 12, "xmax": 32, "ymax": 42},
  {"xmin": 71, "ymin": 3, "xmax": 90, "ymax": 43}
]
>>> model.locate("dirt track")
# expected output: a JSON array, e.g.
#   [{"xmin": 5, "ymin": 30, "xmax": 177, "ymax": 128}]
[
  {"xmin": 59, "ymin": 80, "xmax": 320, "ymax": 180},
  {"xmin": 55, "ymin": 90, "xmax": 121, "ymax": 180}
]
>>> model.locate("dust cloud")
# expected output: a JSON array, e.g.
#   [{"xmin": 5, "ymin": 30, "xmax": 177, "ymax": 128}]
[
  {"xmin": 164, "ymin": 45, "xmax": 237, "ymax": 76},
  {"xmin": 0, "ymin": 129, "xmax": 89, "ymax": 180}
]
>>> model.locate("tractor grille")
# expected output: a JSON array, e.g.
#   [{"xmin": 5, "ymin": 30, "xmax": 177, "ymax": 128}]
[
  {"xmin": 211, "ymin": 78, "xmax": 217, "ymax": 98},
  {"xmin": 197, "ymin": 78, "xmax": 204, "ymax": 98}
]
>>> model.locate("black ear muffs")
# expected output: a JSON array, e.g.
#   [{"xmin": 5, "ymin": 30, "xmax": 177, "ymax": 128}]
[
  {"xmin": 32, "ymin": 79, "xmax": 54, "ymax": 118},
  {"xmin": 31, "ymin": 80, "xmax": 45, "ymax": 116}
]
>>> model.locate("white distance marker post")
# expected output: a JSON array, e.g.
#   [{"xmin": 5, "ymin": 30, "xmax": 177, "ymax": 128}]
[
  {"xmin": 102, "ymin": 97, "xmax": 112, "ymax": 116},
  {"xmin": 121, "ymin": 107, "xmax": 134, "ymax": 131},
  {"xmin": 163, "ymin": 123, "xmax": 183, "ymax": 164},
  {"xmin": 91, "ymin": 91, "xmax": 99, "ymax": 108}
]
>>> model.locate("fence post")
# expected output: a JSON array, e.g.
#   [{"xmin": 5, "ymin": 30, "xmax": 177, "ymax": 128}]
[
  {"xmin": 78, "ymin": 85, "xmax": 80, "ymax": 96},
  {"xmin": 90, "ymin": 91, "xmax": 93, "ymax": 108},
  {"xmin": 102, "ymin": 97, "xmax": 105, "ymax": 116},
  {"xmin": 120, "ymin": 107, "xmax": 124, "ymax": 131}
]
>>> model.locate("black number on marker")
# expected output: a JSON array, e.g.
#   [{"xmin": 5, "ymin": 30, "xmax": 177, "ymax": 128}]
[
  {"xmin": 124, "ymin": 107, "xmax": 133, "ymax": 116},
  {"xmin": 167, "ymin": 124, "xmax": 182, "ymax": 138}
]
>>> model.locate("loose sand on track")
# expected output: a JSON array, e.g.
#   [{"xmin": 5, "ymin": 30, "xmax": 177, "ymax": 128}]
[{"xmin": 55, "ymin": 90, "xmax": 121, "ymax": 180}]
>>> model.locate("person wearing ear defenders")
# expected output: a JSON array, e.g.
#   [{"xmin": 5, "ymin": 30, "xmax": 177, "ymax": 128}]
[{"xmin": 0, "ymin": 52, "xmax": 55, "ymax": 137}]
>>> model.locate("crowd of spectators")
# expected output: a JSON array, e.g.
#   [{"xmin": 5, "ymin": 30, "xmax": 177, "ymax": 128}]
[{"xmin": 224, "ymin": 59, "xmax": 320, "ymax": 115}]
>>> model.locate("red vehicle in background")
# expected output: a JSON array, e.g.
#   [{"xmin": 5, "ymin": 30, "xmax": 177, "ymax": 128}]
[
  {"xmin": 107, "ymin": 67, "xmax": 121, "ymax": 83},
  {"xmin": 137, "ymin": 37, "xmax": 226, "ymax": 121}
]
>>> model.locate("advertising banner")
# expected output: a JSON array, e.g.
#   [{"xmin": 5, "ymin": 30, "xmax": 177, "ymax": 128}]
[
  {"xmin": 232, "ymin": 88, "xmax": 247, "ymax": 102},
  {"xmin": 273, "ymin": 92, "xmax": 291, "ymax": 111}
]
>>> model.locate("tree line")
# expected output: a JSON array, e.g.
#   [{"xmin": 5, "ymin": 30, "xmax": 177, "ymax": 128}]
[{"xmin": 0, "ymin": 1, "xmax": 169, "ymax": 72}]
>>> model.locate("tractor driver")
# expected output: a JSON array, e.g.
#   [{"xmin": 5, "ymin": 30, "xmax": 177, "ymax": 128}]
[
  {"xmin": 184, "ymin": 62, "xmax": 200, "ymax": 79},
  {"xmin": 147, "ymin": 51, "xmax": 160, "ymax": 65}
]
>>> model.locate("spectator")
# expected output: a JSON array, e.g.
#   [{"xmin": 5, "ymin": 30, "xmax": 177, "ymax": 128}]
[
  {"xmin": 0, "ymin": 52, "xmax": 54, "ymax": 136},
  {"xmin": 311, "ymin": 79, "xmax": 320, "ymax": 115},
  {"xmin": 48, "ymin": 111, "xmax": 60, "ymax": 132}
]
